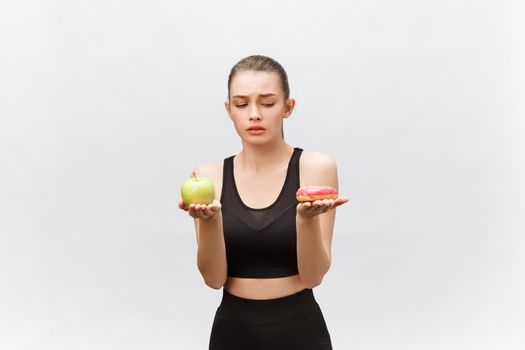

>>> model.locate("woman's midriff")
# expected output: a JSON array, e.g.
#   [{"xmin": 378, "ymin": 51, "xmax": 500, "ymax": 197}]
[{"xmin": 223, "ymin": 274, "xmax": 307, "ymax": 300}]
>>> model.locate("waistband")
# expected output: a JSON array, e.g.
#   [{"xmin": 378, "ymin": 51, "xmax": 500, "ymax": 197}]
[{"xmin": 217, "ymin": 288, "xmax": 319, "ymax": 325}]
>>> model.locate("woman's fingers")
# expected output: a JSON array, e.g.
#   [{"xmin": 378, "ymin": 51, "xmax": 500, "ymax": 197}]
[
  {"xmin": 179, "ymin": 199, "xmax": 189, "ymax": 211},
  {"xmin": 188, "ymin": 203, "xmax": 196, "ymax": 215},
  {"xmin": 202, "ymin": 204, "xmax": 213, "ymax": 216},
  {"xmin": 196, "ymin": 204, "xmax": 208, "ymax": 217},
  {"xmin": 310, "ymin": 199, "xmax": 334, "ymax": 209},
  {"xmin": 190, "ymin": 204, "xmax": 203, "ymax": 218},
  {"xmin": 333, "ymin": 197, "xmax": 349, "ymax": 207},
  {"xmin": 186, "ymin": 200, "xmax": 221, "ymax": 219},
  {"xmin": 299, "ymin": 198, "xmax": 345, "ymax": 217}
]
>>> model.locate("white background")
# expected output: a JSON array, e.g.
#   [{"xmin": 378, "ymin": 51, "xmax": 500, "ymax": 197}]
[{"xmin": 1, "ymin": 1, "xmax": 524, "ymax": 349}]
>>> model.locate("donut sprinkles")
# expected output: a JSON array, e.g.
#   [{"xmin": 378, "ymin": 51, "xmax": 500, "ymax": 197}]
[{"xmin": 296, "ymin": 186, "xmax": 338, "ymax": 202}]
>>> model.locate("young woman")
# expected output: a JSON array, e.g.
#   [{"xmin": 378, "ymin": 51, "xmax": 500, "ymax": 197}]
[{"xmin": 179, "ymin": 55, "xmax": 349, "ymax": 349}]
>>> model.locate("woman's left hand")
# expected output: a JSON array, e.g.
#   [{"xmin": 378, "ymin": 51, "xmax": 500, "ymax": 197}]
[{"xmin": 296, "ymin": 197, "xmax": 349, "ymax": 219}]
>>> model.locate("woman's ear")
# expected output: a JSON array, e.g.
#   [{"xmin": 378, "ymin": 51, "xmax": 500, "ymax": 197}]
[
  {"xmin": 225, "ymin": 101, "xmax": 232, "ymax": 119},
  {"xmin": 284, "ymin": 98, "xmax": 296, "ymax": 117}
]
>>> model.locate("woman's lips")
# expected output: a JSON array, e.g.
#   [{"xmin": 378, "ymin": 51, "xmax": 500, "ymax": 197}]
[{"xmin": 248, "ymin": 129, "xmax": 265, "ymax": 135}]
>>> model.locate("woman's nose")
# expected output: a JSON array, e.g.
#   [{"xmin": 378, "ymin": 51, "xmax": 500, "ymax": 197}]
[{"xmin": 249, "ymin": 106, "xmax": 261, "ymax": 120}]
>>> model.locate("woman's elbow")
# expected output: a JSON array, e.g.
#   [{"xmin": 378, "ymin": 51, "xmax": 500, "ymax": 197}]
[
  {"xmin": 204, "ymin": 276, "xmax": 226, "ymax": 290},
  {"xmin": 205, "ymin": 281, "xmax": 223, "ymax": 289}
]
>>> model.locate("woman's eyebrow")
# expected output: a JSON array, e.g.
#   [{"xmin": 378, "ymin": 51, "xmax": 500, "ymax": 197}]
[{"xmin": 232, "ymin": 93, "xmax": 277, "ymax": 99}]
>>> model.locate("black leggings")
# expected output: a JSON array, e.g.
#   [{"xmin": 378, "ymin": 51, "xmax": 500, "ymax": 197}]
[{"xmin": 209, "ymin": 288, "xmax": 333, "ymax": 350}]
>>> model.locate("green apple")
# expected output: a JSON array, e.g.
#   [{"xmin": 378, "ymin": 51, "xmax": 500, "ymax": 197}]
[{"xmin": 181, "ymin": 172, "xmax": 215, "ymax": 207}]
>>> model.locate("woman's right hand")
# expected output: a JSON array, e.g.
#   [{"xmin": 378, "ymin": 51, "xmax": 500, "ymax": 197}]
[{"xmin": 178, "ymin": 198, "xmax": 222, "ymax": 220}]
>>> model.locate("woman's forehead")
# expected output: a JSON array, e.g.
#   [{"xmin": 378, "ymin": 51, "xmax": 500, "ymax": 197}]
[{"xmin": 230, "ymin": 71, "xmax": 280, "ymax": 96}]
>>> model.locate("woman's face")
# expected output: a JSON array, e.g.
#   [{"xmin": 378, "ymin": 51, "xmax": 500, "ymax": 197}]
[{"xmin": 225, "ymin": 70, "xmax": 294, "ymax": 142}]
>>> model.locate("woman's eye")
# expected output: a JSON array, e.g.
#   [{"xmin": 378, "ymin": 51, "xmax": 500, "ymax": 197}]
[{"xmin": 235, "ymin": 103, "xmax": 274, "ymax": 108}]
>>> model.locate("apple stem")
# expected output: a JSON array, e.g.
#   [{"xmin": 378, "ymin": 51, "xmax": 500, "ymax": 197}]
[{"xmin": 192, "ymin": 171, "xmax": 196, "ymax": 180}]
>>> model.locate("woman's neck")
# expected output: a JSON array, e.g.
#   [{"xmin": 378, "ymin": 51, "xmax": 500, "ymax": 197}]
[{"xmin": 236, "ymin": 142, "xmax": 294, "ymax": 174}]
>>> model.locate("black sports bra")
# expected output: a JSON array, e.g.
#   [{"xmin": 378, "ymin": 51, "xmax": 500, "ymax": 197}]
[{"xmin": 220, "ymin": 147, "xmax": 304, "ymax": 278}]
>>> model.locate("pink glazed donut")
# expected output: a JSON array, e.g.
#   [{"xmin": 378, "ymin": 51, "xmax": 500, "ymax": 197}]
[{"xmin": 296, "ymin": 186, "xmax": 338, "ymax": 202}]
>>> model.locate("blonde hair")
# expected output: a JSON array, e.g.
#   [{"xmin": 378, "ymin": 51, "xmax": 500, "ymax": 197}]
[{"xmin": 227, "ymin": 55, "xmax": 291, "ymax": 140}]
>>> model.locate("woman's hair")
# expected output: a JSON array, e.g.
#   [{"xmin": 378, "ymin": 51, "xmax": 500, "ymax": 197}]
[{"xmin": 227, "ymin": 55, "xmax": 291, "ymax": 140}]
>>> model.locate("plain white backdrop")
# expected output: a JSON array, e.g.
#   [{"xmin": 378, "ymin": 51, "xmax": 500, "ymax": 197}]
[{"xmin": 1, "ymin": 0, "xmax": 524, "ymax": 349}]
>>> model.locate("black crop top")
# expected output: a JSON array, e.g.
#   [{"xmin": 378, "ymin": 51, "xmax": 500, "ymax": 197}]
[{"xmin": 220, "ymin": 146, "xmax": 304, "ymax": 278}]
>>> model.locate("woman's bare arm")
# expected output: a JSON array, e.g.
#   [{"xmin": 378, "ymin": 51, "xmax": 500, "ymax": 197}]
[{"xmin": 179, "ymin": 165, "xmax": 227, "ymax": 289}]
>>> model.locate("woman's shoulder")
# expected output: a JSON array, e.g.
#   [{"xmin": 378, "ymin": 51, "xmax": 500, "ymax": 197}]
[
  {"xmin": 191, "ymin": 160, "xmax": 223, "ymax": 179},
  {"xmin": 300, "ymin": 149, "xmax": 337, "ymax": 170},
  {"xmin": 299, "ymin": 149, "xmax": 338, "ymax": 186}
]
